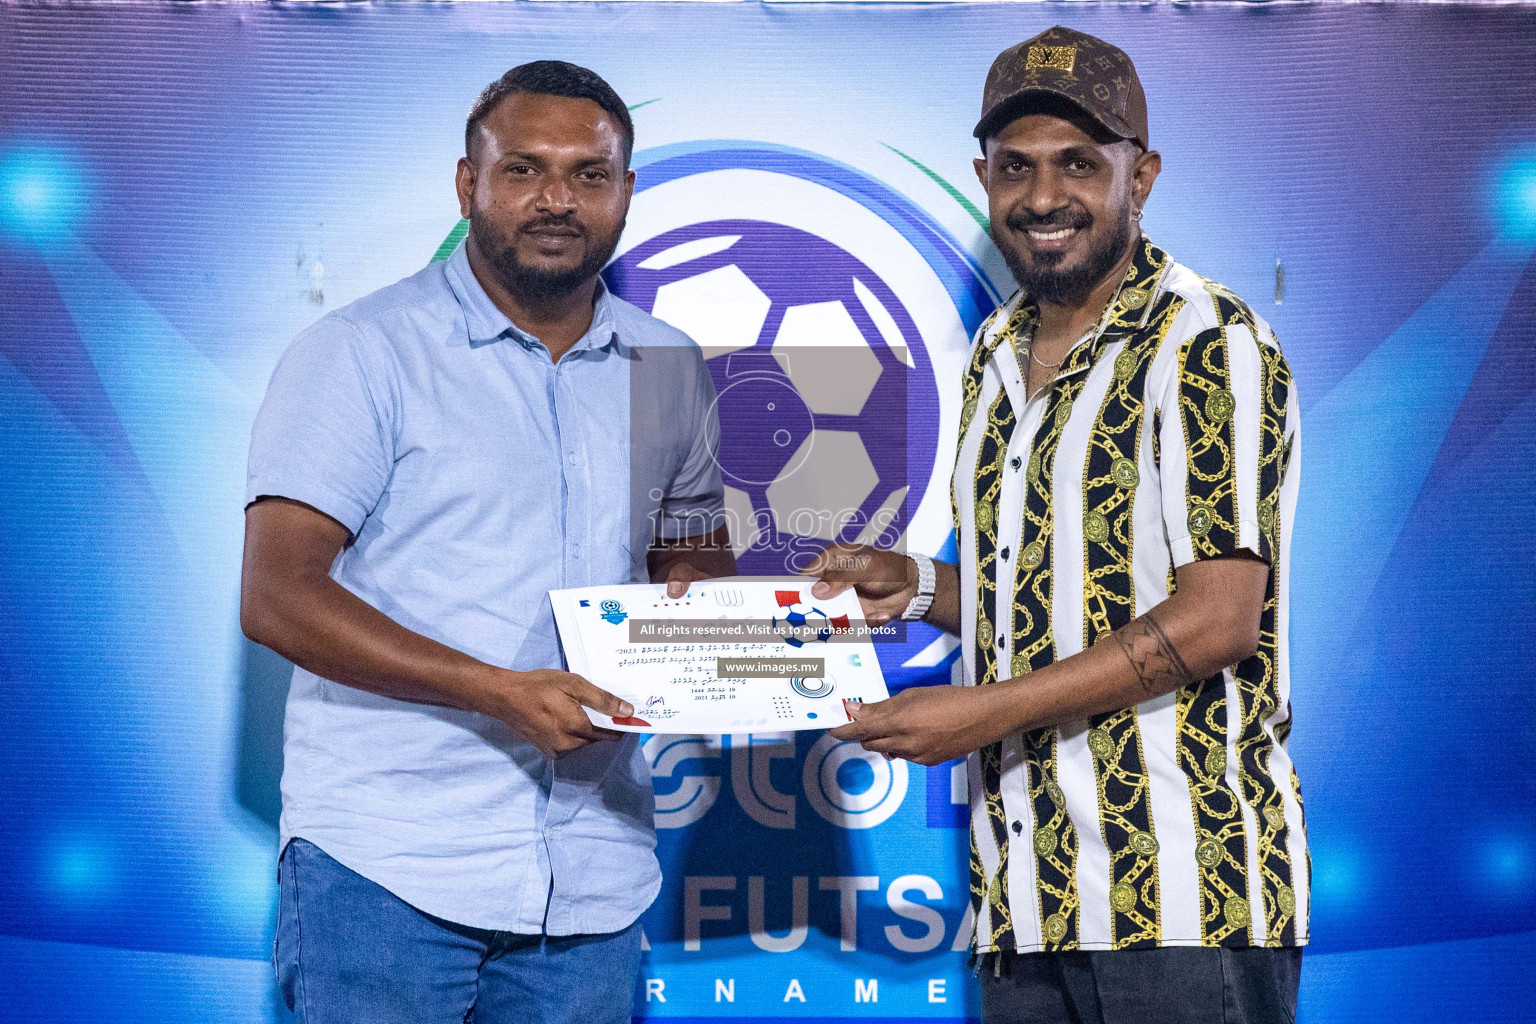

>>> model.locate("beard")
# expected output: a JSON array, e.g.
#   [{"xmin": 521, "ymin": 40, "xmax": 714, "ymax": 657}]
[
  {"xmin": 470, "ymin": 211, "xmax": 625, "ymax": 304},
  {"xmin": 994, "ymin": 200, "xmax": 1136, "ymax": 307}
]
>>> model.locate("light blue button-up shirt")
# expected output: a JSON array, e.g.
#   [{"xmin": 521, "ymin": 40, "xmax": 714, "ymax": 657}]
[{"xmin": 246, "ymin": 241, "xmax": 723, "ymax": 933}]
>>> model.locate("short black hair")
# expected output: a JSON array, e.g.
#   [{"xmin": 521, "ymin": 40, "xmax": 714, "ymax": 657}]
[{"xmin": 465, "ymin": 60, "xmax": 634, "ymax": 166}]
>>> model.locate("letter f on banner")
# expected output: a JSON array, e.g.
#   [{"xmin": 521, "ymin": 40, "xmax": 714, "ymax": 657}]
[{"xmin": 684, "ymin": 877, "xmax": 735, "ymax": 950}]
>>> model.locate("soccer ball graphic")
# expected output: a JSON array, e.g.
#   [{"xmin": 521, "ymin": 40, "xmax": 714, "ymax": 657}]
[
  {"xmin": 607, "ymin": 219, "xmax": 925, "ymax": 574},
  {"xmin": 771, "ymin": 603, "xmax": 833, "ymax": 648}
]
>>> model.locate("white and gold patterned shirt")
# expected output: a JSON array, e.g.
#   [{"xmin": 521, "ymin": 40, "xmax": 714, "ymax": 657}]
[{"xmin": 952, "ymin": 237, "xmax": 1309, "ymax": 954}]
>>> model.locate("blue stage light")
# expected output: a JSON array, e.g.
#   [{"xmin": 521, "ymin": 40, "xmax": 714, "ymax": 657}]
[
  {"xmin": 0, "ymin": 143, "xmax": 88, "ymax": 244},
  {"xmin": 1491, "ymin": 145, "xmax": 1536, "ymax": 243},
  {"xmin": 1482, "ymin": 835, "xmax": 1531, "ymax": 891},
  {"xmin": 1311, "ymin": 843, "xmax": 1364, "ymax": 911},
  {"xmin": 49, "ymin": 836, "xmax": 112, "ymax": 897}
]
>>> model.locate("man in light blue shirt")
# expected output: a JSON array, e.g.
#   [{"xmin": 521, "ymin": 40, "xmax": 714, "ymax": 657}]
[{"xmin": 241, "ymin": 61, "xmax": 733, "ymax": 1024}]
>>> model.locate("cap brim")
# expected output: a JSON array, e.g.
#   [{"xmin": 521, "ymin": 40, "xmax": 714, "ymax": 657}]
[{"xmin": 973, "ymin": 87, "xmax": 1138, "ymax": 145}]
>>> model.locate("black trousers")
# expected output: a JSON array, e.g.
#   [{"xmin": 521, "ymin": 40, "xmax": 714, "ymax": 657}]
[{"xmin": 978, "ymin": 946, "xmax": 1302, "ymax": 1024}]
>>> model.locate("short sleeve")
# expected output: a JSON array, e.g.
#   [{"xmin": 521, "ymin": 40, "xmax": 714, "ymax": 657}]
[
  {"xmin": 656, "ymin": 354, "xmax": 726, "ymax": 541},
  {"xmin": 246, "ymin": 316, "xmax": 395, "ymax": 535},
  {"xmin": 1158, "ymin": 322, "xmax": 1292, "ymax": 569}
]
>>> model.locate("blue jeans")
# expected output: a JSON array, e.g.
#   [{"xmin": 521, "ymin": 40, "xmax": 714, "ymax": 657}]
[{"xmin": 275, "ymin": 839, "xmax": 642, "ymax": 1024}]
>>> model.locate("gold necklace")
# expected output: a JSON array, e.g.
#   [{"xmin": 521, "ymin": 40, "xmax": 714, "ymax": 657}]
[
  {"xmin": 1030, "ymin": 346, "xmax": 1064, "ymax": 370},
  {"xmin": 1023, "ymin": 339, "xmax": 1065, "ymax": 398}
]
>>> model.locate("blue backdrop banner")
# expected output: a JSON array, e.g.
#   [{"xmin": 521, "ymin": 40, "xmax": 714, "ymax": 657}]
[{"xmin": 1, "ymin": 3, "xmax": 1534, "ymax": 1022}]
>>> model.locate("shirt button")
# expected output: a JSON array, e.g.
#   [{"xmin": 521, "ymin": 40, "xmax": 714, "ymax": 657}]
[
  {"xmin": 1000, "ymin": 546, "xmax": 1011, "ymax": 560},
  {"xmin": 1011, "ymin": 820, "xmax": 1023, "ymax": 835},
  {"xmin": 1010, "ymin": 456, "xmax": 1022, "ymax": 470},
  {"xmin": 566, "ymin": 452, "xmax": 580, "ymax": 466}
]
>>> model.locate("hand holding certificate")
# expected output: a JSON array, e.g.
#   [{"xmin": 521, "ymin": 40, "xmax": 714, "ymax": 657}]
[{"xmin": 550, "ymin": 578, "xmax": 892, "ymax": 733}]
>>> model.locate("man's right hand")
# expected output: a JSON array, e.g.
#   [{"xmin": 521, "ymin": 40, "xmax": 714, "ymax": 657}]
[
  {"xmin": 488, "ymin": 669, "xmax": 634, "ymax": 759},
  {"xmin": 801, "ymin": 543, "xmax": 918, "ymax": 626},
  {"xmin": 242, "ymin": 498, "xmax": 637, "ymax": 759},
  {"xmin": 801, "ymin": 542, "xmax": 962, "ymax": 637}
]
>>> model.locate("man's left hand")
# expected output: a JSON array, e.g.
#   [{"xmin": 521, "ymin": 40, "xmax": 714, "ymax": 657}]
[
  {"xmin": 829, "ymin": 683, "xmax": 1017, "ymax": 766},
  {"xmin": 650, "ymin": 524, "xmax": 736, "ymax": 598},
  {"xmin": 663, "ymin": 562, "xmax": 714, "ymax": 599}
]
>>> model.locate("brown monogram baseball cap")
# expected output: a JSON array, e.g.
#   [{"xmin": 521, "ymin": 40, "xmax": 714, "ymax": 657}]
[{"xmin": 974, "ymin": 26, "xmax": 1149, "ymax": 149}]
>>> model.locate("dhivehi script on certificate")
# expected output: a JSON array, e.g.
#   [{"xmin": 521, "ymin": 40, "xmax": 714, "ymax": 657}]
[{"xmin": 550, "ymin": 579, "xmax": 893, "ymax": 733}]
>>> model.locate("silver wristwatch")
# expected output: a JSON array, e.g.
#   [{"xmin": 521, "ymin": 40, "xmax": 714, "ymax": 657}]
[{"xmin": 900, "ymin": 552, "xmax": 936, "ymax": 622}]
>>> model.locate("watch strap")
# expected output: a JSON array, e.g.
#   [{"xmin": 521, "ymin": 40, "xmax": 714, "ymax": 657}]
[{"xmin": 900, "ymin": 552, "xmax": 936, "ymax": 622}]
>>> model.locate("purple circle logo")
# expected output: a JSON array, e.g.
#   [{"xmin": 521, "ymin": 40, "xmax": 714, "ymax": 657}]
[{"xmin": 609, "ymin": 218, "xmax": 929, "ymax": 574}]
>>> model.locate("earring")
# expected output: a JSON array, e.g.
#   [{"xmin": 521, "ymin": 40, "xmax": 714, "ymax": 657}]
[{"xmin": 1132, "ymin": 208, "xmax": 1143, "ymax": 222}]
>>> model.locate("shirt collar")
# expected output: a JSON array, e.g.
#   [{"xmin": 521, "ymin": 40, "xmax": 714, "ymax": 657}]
[
  {"xmin": 982, "ymin": 234, "xmax": 1171, "ymax": 379},
  {"xmin": 443, "ymin": 238, "xmax": 620, "ymax": 353}
]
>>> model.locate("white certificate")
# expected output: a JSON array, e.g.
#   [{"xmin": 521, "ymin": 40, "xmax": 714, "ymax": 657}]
[{"xmin": 549, "ymin": 578, "xmax": 891, "ymax": 733}]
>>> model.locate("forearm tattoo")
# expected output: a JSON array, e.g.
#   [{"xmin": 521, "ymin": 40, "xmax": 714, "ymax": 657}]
[{"xmin": 1111, "ymin": 610, "xmax": 1196, "ymax": 697}]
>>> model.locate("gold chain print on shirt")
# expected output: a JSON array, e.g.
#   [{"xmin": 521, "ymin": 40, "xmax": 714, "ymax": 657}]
[
  {"xmin": 1013, "ymin": 362, "xmax": 1096, "ymax": 951},
  {"xmin": 1078, "ymin": 298, "xmax": 1183, "ymax": 950},
  {"xmin": 959, "ymin": 301, "xmax": 1031, "ymax": 949},
  {"xmin": 1012, "ymin": 240, "xmax": 1170, "ymax": 952},
  {"xmin": 1210, "ymin": 286, "xmax": 1301, "ymax": 946},
  {"xmin": 957, "ymin": 238, "xmax": 1308, "ymax": 953},
  {"xmin": 1173, "ymin": 323, "xmax": 1256, "ymax": 944}
]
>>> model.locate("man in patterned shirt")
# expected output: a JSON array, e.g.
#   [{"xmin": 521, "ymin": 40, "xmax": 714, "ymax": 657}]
[{"xmin": 807, "ymin": 25, "xmax": 1308, "ymax": 1024}]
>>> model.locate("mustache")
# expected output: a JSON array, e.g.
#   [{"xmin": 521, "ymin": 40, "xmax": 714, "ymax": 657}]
[
  {"xmin": 519, "ymin": 214, "xmax": 588, "ymax": 237},
  {"xmin": 1006, "ymin": 207, "xmax": 1092, "ymax": 232}
]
